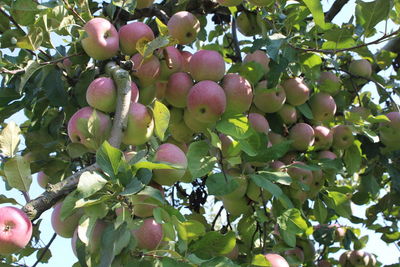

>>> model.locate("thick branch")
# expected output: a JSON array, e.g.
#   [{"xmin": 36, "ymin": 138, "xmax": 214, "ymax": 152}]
[
  {"xmin": 325, "ymin": 0, "xmax": 350, "ymax": 22},
  {"xmin": 231, "ymin": 16, "xmax": 242, "ymax": 63}
]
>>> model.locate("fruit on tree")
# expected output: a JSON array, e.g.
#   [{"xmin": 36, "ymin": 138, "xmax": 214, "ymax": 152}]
[
  {"xmin": 288, "ymin": 161, "xmax": 314, "ymax": 186},
  {"xmin": 180, "ymin": 51, "xmax": 192, "ymax": 73},
  {"xmin": 158, "ymin": 46, "xmax": 183, "ymax": 80},
  {"xmin": 318, "ymin": 150, "xmax": 337, "ymax": 160},
  {"xmin": 183, "ymin": 109, "xmax": 215, "ymax": 133},
  {"xmin": 269, "ymin": 132, "xmax": 286, "ymax": 145},
  {"xmin": 264, "ymin": 253, "xmax": 290, "ymax": 267},
  {"xmin": 37, "ymin": 171, "xmax": 49, "ymax": 189},
  {"xmin": 220, "ymin": 133, "xmax": 241, "ymax": 158},
  {"xmin": 282, "ymin": 77, "xmax": 310, "ymax": 106},
  {"xmin": 270, "ymin": 160, "xmax": 285, "ymax": 171},
  {"xmin": 0, "ymin": 206, "xmax": 32, "ymax": 255},
  {"xmin": 309, "ymin": 92, "xmax": 337, "ymax": 122},
  {"xmin": 379, "ymin": 111, "xmax": 400, "ymax": 149},
  {"xmin": 189, "ymin": 50, "xmax": 226, "ymax": 82},
  {"xmin": 223, "ymin": 243, "xmax": 239, "ymax": 260},
  {"xmin": 309, "ymin": 169, "xmax": 325, "ymax": 197},
  {"xmin": 167, "ymin": 11, "xmax": 200, "ymax": 45},
  {"xmin": 313, "ymin": 126, "xmax": 333, "ymax": 151},
  {"xmin": 349, "ymin": 59, "xmax": 372, "ymax": 78},
  {"xmin": 122, "ymin": 103, "xmax": 154, "ymax": 146},
  {"xmin": 222, "ymin": 197, "xmax": 252, "ymax": 217},
  {"xmin": 131, "ymin": 183, "xmax": 164, "ymax": 218},
  {"xmin": 222, "ymin": 170, "xmax": 248, "ymax": 200},
  {"xmin": 246, "ymin": 180, "xmax": 272, "ymax": 203},
  {"xmin": 253, "ymin": 81, "xmax": 286, "ymax": 113},
  {"xmin": 289, "ymin": 123, "xmax": 315, "ymax": 151},
  {"xmin": 317, "ymin": 259, "xmax": 332, "ymax": 267},
  {"xmin": 332, "ymin": 125, "xmax": 354, "ymax": 149},
  {"xmin": 217, "ymin": 0, "xmax": 242, "ymax": 6},
  {"xmin": 131, "ymin": 53, "xmax": 161, "ymax": 86},
  {"xmin": 349, "ymin": 106, "xmax": 371, "ymax": 120},
  {"xmin": 67, "ymin": 107, "xmax": 112, "ymax": 151},
  {"xmin": 51, "ymin": 202, "xmax": 83, "ymax": 238},
  {"xmin": 131, "ymin": 218, "xmax": 163, "ymax": 250},
  {"xmin": 318, "ymin": 71, "xmax": 341, "ymax": 95},
  {"xmin": 187, "ymin": 80, "xmax": 226, "ymax": 123},
  {"xmin": 248, "ymin": 113, "xmax": 270, "ymax": 133},
  {"xmin": 284, "ymin": 247, "xmax": 305, "ymax": 264},
  {"xmin": 277, "ymin": 104, "xmax": 298, "ymax": 125},
  {"xmin": 136, "ymin": 0, "xmax": 154, "ymax": 9},
  {"xmin": 221, "ymin": 73, "xmax": 253, "ymax": 114},
  {"xmin": 280, "ymin": 151, "xmax": 297, "ymax": 165},
  {"xmin": 339, "ymin": 250, "xmax": 376, "ymax": 266},
  {"xmin": 86, "ymin": 77, "xmax": 117, "ymax": 113},
  {"xmin": 296, "ymin": 238, "xmax": 316, "ymax": 263},
  {"xmin": 81, "ymin": 18, "xmax": 119, "ymax": 60},
  {"xmin": 152, "ymin": 143, "xmax": 188, "ymax": 186},
  {"xmin": 236, "ymin": 12, "xmax": 261, "ymax": 36},
  {"xmin": 165, "ymin": 72, "xmax": 193, "ymax": 108},
  {"xmin": 71, "ymin": 220, "xmax": 107, "ymax": 256},
  {"xmin": 119, "ymin": 21, "xmax": 154, "ymax": 55},
  {"xmin": 243, "ymin": 50, "xmax": 270, "ymax": 73},
  {"xmin": 169, "ymin": 108, "xmax": 194, "ymax": 143}
]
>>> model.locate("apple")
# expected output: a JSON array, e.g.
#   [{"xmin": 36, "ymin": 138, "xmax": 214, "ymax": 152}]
[
  {"xmin": 37, "ymin": 171, "xmax": 49, "ymax": 189},
  {"xmin": 280, "ymin": 151, "xmax": 297, "ymax": 165},
  {"xmin": 165, "ymin": 136, "xmax": 188, "ymax": 154},
  {"xmin": 349, "ymin": 250, "xmax": 374, "ymax": 266},
  {"xmin": 165, "ymin": 72, "xmax": 193, "ymax": 108},
  {"xmin": 119, "ymin": 21, "xmax": 154, "ymax": 55},
  {"xmin": 282, "ymin": 77, "xmax": 310, "ymax": 106},
  {"xmin": 221, "ymin": 73, "xmax": 253, "ymax": 114},
  {"xmin": 277, "ymin": 104, "xmax": 298, "ymax": 125},
  {"xmin": 296, "ymin": 238, "xmax": 315, "ymax": 263},
  {"xmin": 264, "ymin": 253, "xmax": 290, "ymax": 267},
  {"xmin": 332, "ymin": 125, "xmax": 354, "ymax": 149},
  {"xmin": 318, "ymin": 150, "xmax": 337, "ymax": 160},
  {"xmin": 189, "ymin": 50, "xmax": 226, "ymax": 82},
  {"xmin": 253, "ymin": 81, "xmax": 286, "ymax": 113},
  {"xmin": 220, "ymin": 133, "xmax": 241, "ymax": 158},
  {"xmin": 158, "ymin": 46, "xmax": 183, "ymax": 81},
  {"xmin": 217, "ymin": 0, "xmax": 242, "ymax": 6},
  {"xmin": 236, "ymin": 12, "xmax": 261, "ymax": 37},
  {"xmin": 136, "ymin": 0, "xmax": 154, "ymax": 9},
  {"xmin": 284, "ymin": 247, "xmax": 305, "ymax": 264},
  {"xmin": 51, "ymin": 202, "xmax": 83, "ymax": 238},
  {"xmin": 246, "ymin": 180, "xmax": 272, "ymax": 203},
  {"xmin": 180, "ymin": 51, "xmax": 192, "ymax": 73},
  {"xmin": 317, "ymin": 259, "xmax": 332, "ymax": 267},
  {"xmin": 187, "ymin": 80, "xmax": 226, "ymax": 123},
  {"xmin": 313, "ymin": 126, "xmax": 333, "ymax": 151},
  {"xmin": 183, "ymin": 108, "xmax": 215, "ymax": 133},
  {"xmin": 222, "ymin": 197, "xmax": 252, "ymax": 217},
  {"xmin": 289, "ymin": 123, "xmax": 315, "ymax": 151},
  {"xmin": 81, "ymin": 18, "xmax": 119, "ymax": 60},
  {"xmin": 0, "ymin": 206, "xmax": 32, "ymax": 255},
  {"xmin": 248, "ymin": 113, "xmax": 270, "ymax": 133},
  {"xmin": 243, "ymin": 50, "xmax": 270, "ymax": 74},
  {"xmin": 167, "ymin": 11, "xmax": 200, "ymax": 45},
  {"xmin": 131, "ymin": 81, "xmax": 140, "ymax": 103},
  {"xmin": 349, "ymin": 106, "xmax": 371, "ymax": 120},
  {"xmin": 122, "ymin": 102, "xmax": 154, "ymax": 146},
  {"xmin": 270, "ymin": 160, "xmax": 285, "ymax": 171},
  {"xmin": 339, "ymin": 251, "xmax": 351, "ymax": 266},
  {"xmin": 155, "ymin": 81, "xmax": 168, "ymax": 100},
  {"xmin": 169, "ymin": 107, "xmax": 194, "ymax": 143},
  {"xmin": 309, "ymin": 92, "xmax": 337, "ymax": 122},
  {"xmin": 131, "ymin": 183, "xmax": 164, "ymax": 218},
  {"xmin": 152, "ymin": 143, "xmax": 188, "ymax": 186},
  {"xmin": 269, "ymin": 132, "xmax": 286, "ymax": 145},
  {"xmin": 379, "ymin": 111, "xmax": 400, "ymax": 149},
  {"xmin": 318, "ymin": 71, "xmax": 341, "ymax": 95},
  {"xmin": 131, "ymin": 53, "xmax": 161, "ymax": 87},
  {"xmin": 86, "ymin": 77, "xmax": 116, "ymax": 113},
  {"xmin": 67, "ymin": 107, "xmax": 112, "ymax": 151},
  {"xmin": 131, "ymin": 218, "xmax": 163, "ymax": 250},
  {"xmin": 71, "ymin": 219, "xmax": 107, "ymax": 256},
  {"xmin": 349, "ymin": 59, "xmax": 372, "ymax": 78},
  {"xmin": 308, "ymin": 169, "xmax": 325, "ymax": 198},
  {"xmin": 288, "ymin": 161, "xmax": 313, "ymax": 186}
]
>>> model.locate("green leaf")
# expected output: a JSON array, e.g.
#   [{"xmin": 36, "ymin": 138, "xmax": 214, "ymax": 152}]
[
  {"xmin": 99, "ymin": 223, "xmax": 131, "ymax": 267},
  {"xmin": 0, "ymin": 121, "xmax": 21, "ymax": 157},
  {"xmin": 303, "ymin": 0, "xmax": 326, "ymax": 29},
  {"xmin": 322, "ymin": 27, "xmax": 356, "ymax": 50},
  {"xmin": 259, "ymin": 171, "xmax": 292, "ymax": 186},
  {"xmin": 324, "ymin": 191, "xmax": 352, "ymax": 219},
  {"xmin": 251, "ymin": 254, "xmax": 271, "ymax": 266},
  {"xmin": 11, "ymin": 0, "xmax": 43, "ymax": 26},
  {"xmin": 190, "ymin": 231, "xmax": 236, "ymax": 259},
  {"xmin": 239, "ymin": 131, "xmax": 261, "ymax": 156},
  {"xmin": 200, "ymin": 257, "xmax": 240, "ymax": 267},
  {"xmin": 120, "ymin": 178, "xmax": 145, "ymax": 196},
  {"xmin": 343, "ymin": 141, "xmax": 362, "ymax": 175},
  {"xmin": 131, "ymin": 186, "xmax": 165, "ymax": 204},
  {"xmin": 297, "ymin": 103, "xmax": 314, "ymax": 120},
  {"xmin": 152, "ymin": 100, "xmax": 170, "ymax": 141},
  {"xmin": 16, "ymin": 27, "xmax": 44, "ymax": 51},
  {"xmin": 243, "ymin": 140, "xmax": 293, "ymax": 163},
  {"xmin": 206, "ymin": 173, "xmax": 239, "ymax": 196},
  {"xmin": 137, "ymin": 35, "xmax": 171, "ymax": 59},
  {"xmin": 277, "ymin": 208, "xmax": 308, "ymax": 234},
  {"xmin": 156, "ymin": 17, "xmax": 169, "ymax": 36},
  {"xmin": 134, "ymin": 161, "xmax": 179, "ymax": 170},
  {"xmin": 0, "ymin": 194, "xmax": 20, "ymax": 205},
  {"xmin": 173, "ymin": 217, "xmax": 206, "ymax": 242},
  {"xmin": 356, "ymin": 0, "xmax": 390, "ymax": 36},
  {"xmin": 42, "ymin": 67, "xmax": 68, "ymax": 107},
  {"xmin": 67, "ymin": 143, "xmax": 89, "ymax": 158},
  {"xmin": 216, "ymin": 115, "xmax": 253, "ymax": 140},
  {"xmin": 187, "ymin": 141, "xmax": 217, "ymax": 177},
  {"xmin": 236, "ymin": 61, "xmax": 265, "ymax": 84},
  {"xmin": 250, "ymin": 174, "xmax": 283, "ymax": 198},
  {"xmin": 4, "ymin": 156, "xmax": 32, "ymax": 192},
  {"xmin": 96, "ymin": 141, "xmax": 123, "ymax": 179},
  {"xmin": 77, "ymin": 171, "xmax": 108, "ymax": 198},
  {"xmin": 18, "ymin": 60, "xmax": 45, "ymax": 93},
  {"xmin": 314, "ymin": 198, "xmax": 327, "ymax": 224}
]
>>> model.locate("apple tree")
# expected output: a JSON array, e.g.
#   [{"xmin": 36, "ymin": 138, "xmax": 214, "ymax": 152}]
[{"xmin": 0, "ymin": 0, "xmax": 399, "ymax": 266}]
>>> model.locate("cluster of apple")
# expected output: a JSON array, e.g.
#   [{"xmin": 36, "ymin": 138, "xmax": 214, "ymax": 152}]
[{"xmin": 339, "ymin": 250, "xmax": 377, "ymax": 267}]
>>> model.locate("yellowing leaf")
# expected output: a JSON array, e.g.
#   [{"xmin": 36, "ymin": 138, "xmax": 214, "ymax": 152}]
[{"xmin": 0, "ymin": 121, "xmax": 21, "ymax": 157}]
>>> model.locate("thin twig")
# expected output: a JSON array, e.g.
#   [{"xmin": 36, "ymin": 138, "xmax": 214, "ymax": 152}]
[
  {"xmin": 112, "ymin": 0, "xmax": 127, "ymax": 25},
  {"xmin": 61, "ymin": 0, "xmax": 86, "ymax": 24},
  {"xmin": 211, "ymin": 206, "xmax": 224, "ymax": 231},
  {"xmin": 32, "ymin": 233, "xmax": 57, "ymax": 267},
  {"xmin": 39, "ymin": 53, "xmax": 83, "ymax": 66}
]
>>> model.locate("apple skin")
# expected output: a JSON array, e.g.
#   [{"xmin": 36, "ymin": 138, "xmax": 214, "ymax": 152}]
[
  {"xmin": 313, "ymin": 126, "xmax": 333, "ymax": 151},
  {"xmin": 131, "ymin": 218, "xmax": 163, "ymax": 250},
  {"xmin": 180, "ymin": 51, "xmax": 192, "ymax": 73},
  {"xmin": 86, "ymin": 77, "xmax": 117, "ymax": 113},
  {"xmin": 221, "ymin": 170, "xmax": 248, "ymax": 200},
  {"xmin": 136, "ymin": 0, "xmax": 155, "ymax": 8},
  {"xmin": 332, "ymin": 125, "xmax": 354, "ymax": 149},
  {"xmin": 71, "ymin": 220, "xmax": 107, "ymax": 256},
  {"xmin": 236, "ymin": 12, "xmax": 261, "ymax": 36},
  {"xmin": 288, "ymin": 161, "xmax": 314, "ymax": 186},
  {"xmin": 131, "ymin": 183, "xmax": 164, "ymax": 218},
  {"xmin": 51, "ymin": 202, "xmax": 83, "ymax": 238},
  {"xmin": 122, "ymin": 103, "xmax": 154, "ymax": 146},
  {"xmin": 217, "ymin": 0, "xmax": 242, "ymax": 6},
  {"xmin": 289, "ymin": 123, "xmax": 315, "ymax": 151},
  {"xmin": 379, "ymin": 111, "xmax": 400, "ymax": 149},
  {"xmin": 0, "ymin": 206, "xmax": 32, "ymax": 255},
  {"xmin": 187, "ymin": 80, "xmax": 226, "ymax": 123},
  {"xmin": 243, "ymin": 50, "xmax": 270, "ymax": 73},
  {"xmin": 264, "ymin": 253, "xmax": 290, "ymax": 267},
  {"xmin": 152, "ymin": 143, "xmax": 188, "ymax": 186},
  {"xmin": 167, "ymin": 11, "xmax": 200, "ymax": 45},
  {"xmin": 223, "ymin": 243, "xmax": 239, "ymax": 260},
  {"xmin": 348, "ymin": 250, "xmax": 373, "ymax": 266},
  {"xmin": 165, "ymin": 72, "xmax": 193, "ymax": 108},
  {"xmin": 67, "ymin": 107, "xmax": 112, "ymax": 151},
  {"xmin": 282, "ymin": 77, "xmax": 310, "ymax": 106},
  {"xmin": 318, "ymin": 150, "xmax": 337, "ymax": 160},
  {"xmin": 37, "ymin": 171, "xmax": 49, "ymax": 189},
  {"xmin": 158, "ymin": 46, "xmax": 183, "ymax": 81},
  {"xmin": 189, "ymin": 50, "xmax": 226, "ymax": 82},
  {"xmin": 81, "ymin": 18, "xmax": 119, "ymax": 60},
  {"xmin": 183, "ymin": 109, "xmax": 215, "ymax": 133},
  {"xmin": 220, "ymin": 133, "xmax": 241, "ymax": 158},
  {"xmin": 131, "ymin": 53, "xmax": 161, "ymax": 87},
  {"xmin": 349, "ymin": 59, "xmax": 372, "ymax": 78},
  {"xmin": 169, "ymin": 107, "xmax": 194, "ymax": 143},
  {"xmin": 269, "ymin": 132, "xmax": 286, "ymax": 145},
  {"xmin": 119, "ymin": 21, "xmax": 154, "ymax": 55},
  {"xmin": 248, "ymin": 113, "xmax": 270, "ymax": 133},
  {"xmin": 253, "ymin": 81, "xmax": 286, "ymax": 113},
  {"xmin": 221, "ymin": 73, "xmax": 253, "ymax": 114},
  {"xmin": 309, "ymin": 92, "xmax": 337, "ymax": 122},
  {"xmin": 339, "ymin": 251, "xmax": 351, "ymax": 266},
  {"xmin": 277, "ymin": 104, "xmax": 298, "ymax": 125},
  {"xmin": 318, "ymin": 71, "xmax": 341, "ymax": 95},
  {"xmin": 270, "ymin": 160, "xmax": 285, "ymax": 171}
]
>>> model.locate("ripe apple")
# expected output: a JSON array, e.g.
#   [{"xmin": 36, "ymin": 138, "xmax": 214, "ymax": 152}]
[
  {"xmin": 221, "ymin": 73, "xmax": 253, "ymax": 114},
  {"xmin": 67, "ymin": 107, "xmax": 112, "ymax": 151},
  {"xmin": 349, "ymin": 250, "xmax": 374, "ymax": 266},
  {"xmin": 318, "ymin": 71, "xmax": 341, "ymax": 95},
  {"xmin": 131, "ymin": 218, "xmax": 163, "ymax": 250},
  {"xmin": 282, "ymin": 77, "xmax": 310, "ymax": 106},
  {"xmin": 169, "ymin": 108, "xmax": 194, "ymax": 143},
  {"xmin": 217, "ymin": 0, "xmax": 242, "ymax": 6},
  {"xmin": 136, "ymin": 0, "xmax": 154, "ymax": 9},
  {"xmin": 308, "ymin": 169, "xmax": 325, "ymax": 198},
  {"xmin": 253, "ymin": 81, "xmax": 286, "ymax": 113},
  {"xmin": 81, "ymin": 18, "xmax": 119, "ymax": 60},
  {"xmin": 86, "ymin": 77, "xmax": 116, "ymax": 113},
  {"xmin": 288, "ymin": 161, "xmax": 313, "ymax": 186},
  {"xmin": 152, "ymin": 143, "xmax": 188, "ymax": 186},
  {"xmin": 122, "ymin": 102, "xmax": 154, "ymax": 146},
  {"xmin": 280, "ymin": 151, "xmax": 297, "ymax": 165},
  {"xmin": 313, "ymin": 126, "xmax": 333, "ymax": 151},
  {"xmin": 167, "ymin": 11, "xmax": 200, "ymax": 45},
  {"xmin": 349, "ymin": 59, "xmax": 372, "ymax": 78},
  {"xmin": 309, "ymin": 92, "xmax": 337, "ymax": 122},
  {"xmin": 243, "ymin": 50, "xmax": 270, "ymax": 74},
  {"xmin": 379, "ymin": 111, "xmax": 400, "ymax": 149},
  {"xmin": 236, "ymin": 12, "xmax": 261, "ymax": 36},
  {"xmin": 277, "ymin": 104, "xmax": 298, "ymax": 125},
  {"xmin": 71, "ymin": 219, "xmax": 107, "ymax": 256},
  {"xmin": 51, "ymin": 202, "xmax": 83, "ymax": 238},
  {"xmin": 158, "ymin": 46, "xmax": 183, "ymax": 81},
  {"xmin": 131, "ymin": 53, "xmax": 161, "ymax": 87},
  {"xmin": 0, "ymin": 206, "xmax": 32, "ymax": 255},
  {"xmin": 187, "ymin": 80, "xmax": 226, "ymax": 123},
  {"xmin": 119, "ymin": 21, "xmax": 154, "ymax": 55},
  {"xmin": 165, "ymin": 136, "xmax": 188, "ymax": 154},
  {"xmin": 317, "ymin": 259, "xmax": 332, "ymax": 267},
  {"xmin": 37, "ymin": 171, "xmax": 49, "ymax": 189},
  {"xmin": 264, "ymin": 253, "xmax": 290, "ymax": 267},
  {"xmin": 270, "ymin": 160, "xmax": 285, "ymax": 171},
  {"xmin": 339, "ymin": 251, "xmax": 351, "ymax": 266},
  {"xmin": 248, "ymin": 113, "xmax": 270, "ymax": 133},
  {"xmin": 183, "ymin": 108, "xmax": 215, "ymax": 133},
  {"xmin": 289, "ymin": 123, "xmax": 315, "ymax": 151},
  {"xmin": 189, "ymin": 50, "xmax": 226, "ymax": 82},
  {"xmin": 332, "ymin": 125, "xmax": 354, "ymax": 149},
  {"xmin": 165, "ymin": 72, "xmax": 193, "ymax": 108},
  {"xmin": 180, "ymin": 51, "xmax": 192, "ymax": 73}
]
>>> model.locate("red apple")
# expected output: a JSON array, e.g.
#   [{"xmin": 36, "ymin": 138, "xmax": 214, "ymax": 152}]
[
  {"xmin": 289, "ymin": 123, "xmax": 315, "ymax": 151},
  {"xmin": 165, "ymin": 72, "xmax": 193, "ymax": 108},
  {"xmin": 288, "ymin": 161, "xmax": 314, "ymax": 186},
  {"xmin": 318, "ymin": 71, "xmax": 341, "ymax": 95},
  {"xmin": 309, "ymin": 92, "xmax": 337, "ymax": 122},
  {"xmin": 243, "ymin": 50, "xmax": 270, "ymax": 74},
  {"xmin": 264, "ymin": 253, "xmax": 290, "ymax": 267},
  {"xmin": 253, "ymin": 81, "xmax": 286, "ymax": 113},
  {"xmin": 119, "ymin": 21, "xmax": 154, "ymax": 55},
  {"xmin": 222, "ymin": 73, "xmax": 253, "ymax": 114},
  {"xmin": 167, "ymin": 11, "xmax": 200, "ymax": 45},
  {"xmin": 282, "ymin": 77, "xmax": 310, "ymax": 106},
  {"xmin": 37, "ymin": 171, "xmax": 49, "ymax": 189},
  {"xmin": 71, "ymin": 220, "xmax": 107, "ymax": 256},
  {"xmin": 158, "ymin": 46, "xmax": 183, "ymax": 81},
  {"xmin": 51, "ymin": 202, "xmax": 83, "ymax": 238},
  {"xmin": 248, "ymin": 113, "xmax": 270, "ymax": 133},
  {"xmin": 86, "ymin": 77, "xmax": 117, "ymax": 113},
  {"xmin": 131, "ymin": 218, "xmax": 163, "ymax": 250},
  {"xmin": 131, "ymin": 53, "xmax": 161, "ymax": 87},
  {"xmin": 180, "ymin": 51, "xmax": 192, "ymax": 73},
  {"xmin": 313, "ymin": 126, "xmax": 333, "ymax": 151},
  {"xmin": 332, "ymin": 125, "xmax": 354, "ymax": 149},
  {"xmin": 122, "ymin": 102, "xmax": 154, "ymax": 146},
  {"xmin": 189, "ymin": 50, "xmax": 226, "ymax": 82},
  {"xmin": 277, "ymin": 104, "xmax": 298, "ymax": 125}
]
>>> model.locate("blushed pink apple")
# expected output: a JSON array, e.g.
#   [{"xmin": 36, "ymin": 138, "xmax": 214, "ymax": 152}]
[
  {"xmin": 222, "ymin": 73, "xmax": 253, "ymax": 114},
  {"xmin": 158, "ymin": 46, "xmax": 183, "ymax": 81},
  {"xmin": 318, "ymin": 150, "xmax": 337, "ymax": 160},
  {"xmin": 318, "ymin": 71, "xmax": 341, "ymax": 95},
  {"xmin": 122, "ymin": 103, "xmax": 154, "ymax": 146},
  {"xmin": 282, "ymin": 77, "xmax": 310, "ymax": 106},
  {"xmin": 332, "ymin": 125, "xmax": 354, "ymax": 149},
  {"xmin": 119, "ymin": 22, "xmax": 154, "ymax": 55},
  {"xmin": 313, "ymin": 126, "xmax": 333, "ymax": 151},
  {"xmin": 280, "ymin": 151, "xmax": 298, "ymax": 165},
  {"xmin": 189, "ymin": 50, "xmax": 226, "ymax": 82},
  {"xmin": 349, "ymin": 59, "xmax": 372, "ymax": 78},
  {"xmin": 131, "ymin": 218, "xmax": 163, "ymax": 250},
  {"xmin": 165, "ymin": 72, "xmax": 193, "ymax": 108},
  {"xmin": 183, "ymin": 108, "xmax": 215, "ymax": 133},
  {"xmin": 81, "ymin": 18, "xmax": 119, "ymax": 60},
  {"xmin": 131, "ymin": 53, "xmax": 161, "ymax": 87},
  {"xmin": 264, "ymin": 253, "xmax": 290, "ymax": 267},
  {"xmin": 269, "ymin": 132, "xmax": 286, "ymax": 145},
  {"xmin": 277, "ymin": 104, "xmax": 298, "ymax": 125},
  {"xmin": 152, "ymin": 143, "xmax": 188, "ymax": 186},
  {"xmin": 248, "ymin": 113, "xmax": 270, "ymax": 133},
  {"xmin": 167, "ymin": 11, "xmax": 200, "ymax": 45},
  {"xmin": 86, "ymin": 77, "xmax": 117, "ymax": 113},
  {"xmin": 131, "ymin": 81, "xmax": 139, "ymax": 102},
  {"xmin": 270, "ymin": 160, "xmax": 285, "ymax": 171},
  {"xmin": 243, "ymin": 50, "xmax": 270, "ymax": 73},
  {"xmin": 37, "ymin": 171, "xmax": 49, "ymax": 189},
  {"xmin": 51, "ymin": 202, "xmax": 83, "ymax": 238},
  {"xmin": 317, "ymin": 260, "xmax": 332, "ymax": 267},
  {"xmin": 155, "ymin": 81, "xmax": 167, "ymax": 100},
  {"xmin": 309, "ymin": 93, "xmax": 337, "ymax": 122},
  {"xmin": 187, "ymin": 80, "xmax": 226, "ymax": 123},
  {"xmin": 288, "ymin": 161, "xmax": 313, "ymax": 186},
  {"xmin": 289, "ymin": 123, "xmax": 315, "ymax": 151},
  {"xmin": 180, "ymin": 51, "xmax": 192, "ymax": 73},
  {"xmin": 0, "ymin": 206, "xmax": 32, "ymax": 255},
  {"xmin": 253, "ymin": 81, "xmax": 286, "ymax": 113}
]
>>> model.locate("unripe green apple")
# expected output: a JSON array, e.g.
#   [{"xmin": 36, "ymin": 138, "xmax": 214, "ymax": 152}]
[
  {"xmin": 254, "ymin": 81, "xmax": 286, "ymax": 113},
  {"xmin": 289, "ymin": 123, "xmax": 315, "ymax": 151},
  {"xmin": 189, "ymin": 50, "xmax": 226, "ymax": 82},
  {"xmin": 122, "ymin": 103, "xmax": 154, "ymax": 146},
  {"xmin": 136, "ymin": 0, "xmax": 154, "ymax": 8},
  {"xmin": 222, "ymin": 197, "xmax": 252, "ymax": 217},
  {"xmin": 349, "ymin": 59, "xmax": 372, "ymax": 78},
  {"xmin": 332, "ymin": 125, "xmax": 354, "ymax": 149},
  {"xmin": 313, "ymin": 126, "xmax": 333, "ymax": 151},
  {"xmin": 264, "ymin": 253, "xmax": 290, "ymax": 267},
  {"xmin": 81, "ymin": 18, "xmax": 119, "ymax": 60},
  {"xmin": 131, "ymin": 218, "xmax": 163, "ymax": 250},
  {"xmin": 217, "ymin": 0, "xmax": 242, "ymax": 6},
  {"xmin": 318, "ymin": 71, "xmax": 341, "ymax": 96},
  {"xmin": 222, "ymin": 169, "xmax": 248, "ymax": 200},
  {"xmin": 282, "ymin": 77, "xmax": 310, "ymax": 106},
  {"xmin": 379, "ymin": 111, "xmax": 400, "ymax": 149},
  {"xmin": 51, "ymin": 202, "xmax": 83, "ymax": 238},
  {"xmin": 119, "ymin": 21, "xmax": 154, "ymax": 55},
  {"xmin": 167, "ymin": 11, "xmax": 200, "ymax": 45},
  {"xmin": 131, "ymin": 53, "xmax": 161, "ymax": 87},
  {"xmin": 169, "ymin": 119, "xmax": 194, "ymax": 144},
  {"xmin": 277, "ymin": 104, "xmax": 298, "ymax": 125},
  {"xmin": 246, "ymin": 180, "xmax": 272, "ymax": 203},
  {"xmin": 165, "ymin": 72, "xmax": 193, "ymax": 108},
  {"xmin": 248, "ymin": 113, "xmax": 270, "ymax": 133},
  {"xmin": 243, "ymin": 50, "xmax": 270, "ymax": 73},
  {"xmin": 158, "ymin": 46, "xmax": 183, "ymax": 81},
  {"xmin": 236, "ymin": 12, "xmax": 261, "ymax": 36},
  {"xmin": 37, "ymin": 171, "xmax": 49, "ymax": 189},
  {"xmin": 222, "ymin": 73, "xmax": 253, "ymax": 115}
]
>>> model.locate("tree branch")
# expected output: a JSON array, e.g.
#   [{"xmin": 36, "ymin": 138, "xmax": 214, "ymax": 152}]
[
  {"xmin": 325, "ymin": 0, "xmax": 350, "ymax": 22},
  {"xmin": 61, "ymin": 0, "xmax": 86, "ymax": 25},
  {"xmin": 231, "ymin": 16, "xmax": 242, "ymax": 63}
]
